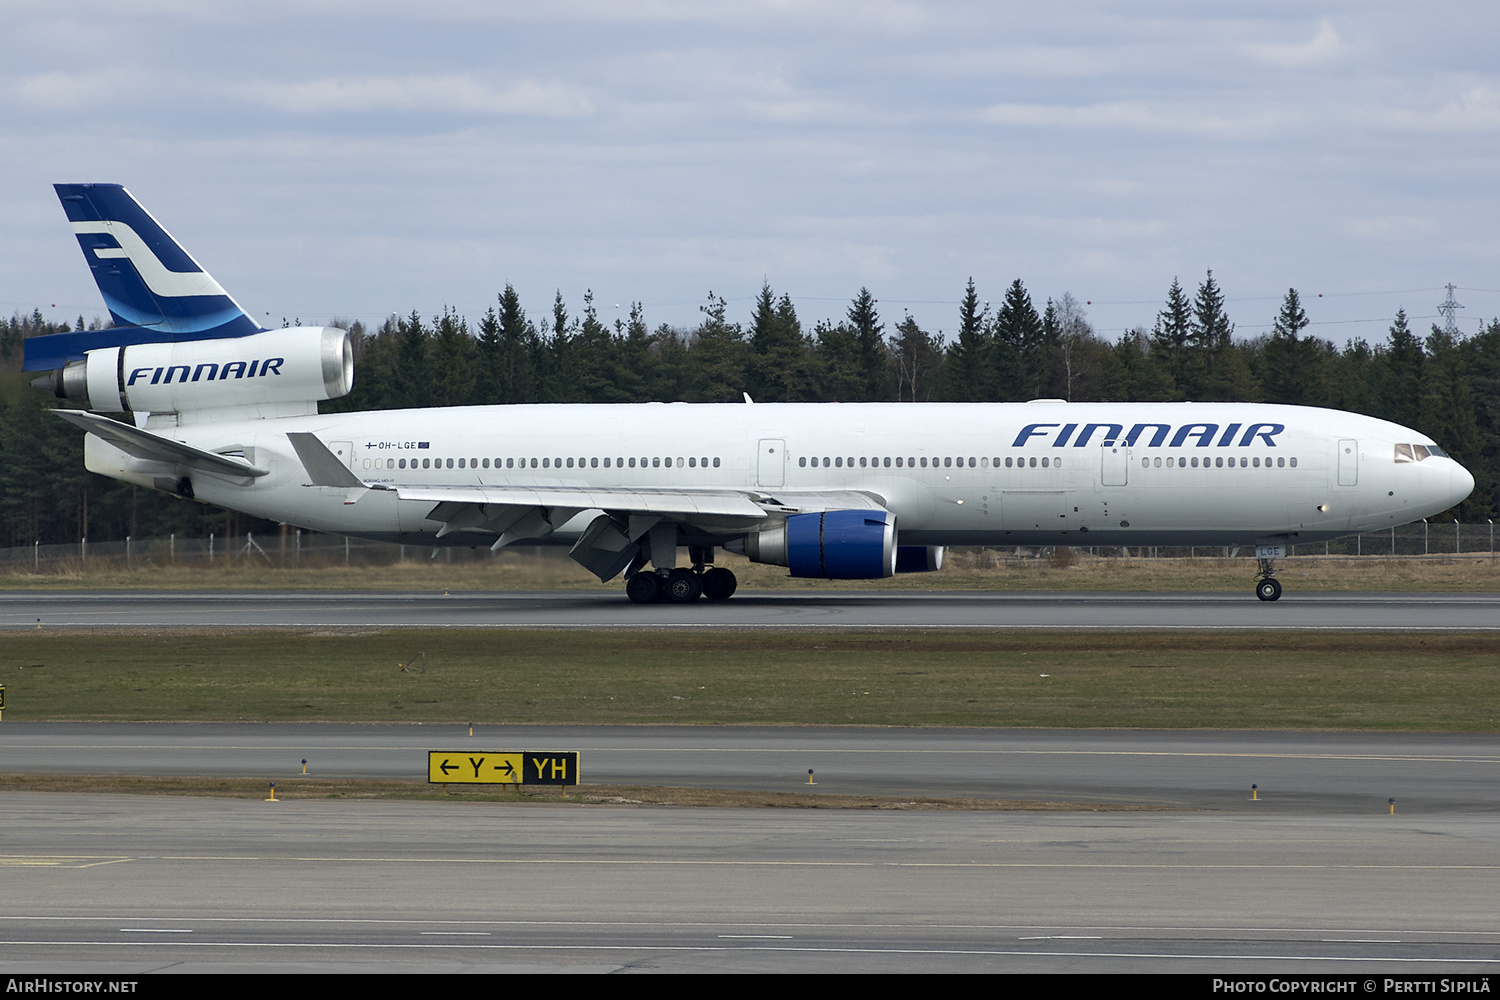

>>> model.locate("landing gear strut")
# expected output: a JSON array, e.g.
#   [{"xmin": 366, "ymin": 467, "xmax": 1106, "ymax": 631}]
[{"xmin": 1254, "ymin": 558, "xmax": 1282, "ymax": 602}]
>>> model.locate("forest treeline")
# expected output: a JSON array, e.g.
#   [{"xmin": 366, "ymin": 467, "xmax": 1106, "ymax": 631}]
[{"xmin": 2, "ymin": 271, "xmax": 1496, "ymax": 545}]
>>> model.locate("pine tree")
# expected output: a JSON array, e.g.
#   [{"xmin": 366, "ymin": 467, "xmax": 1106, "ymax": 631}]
[
  {"xmin": 944, "ymin": 278, "xmax": 991, "ymax": 400},
  {"xmin": 496, "ymin": 284, "xmax": 537, "ymax": 404},
  {"xmin": 1262, "ymin": 288, "xmax": 1312, "ymax": 404},
  {"xmin": 689, "ymin": 292, "xmax": 748, "ymax": 402},
  {"xmin": 847, "ymin": 288, "xmax": 889, "ymax": 401},
  {"xmin": 992, "ymin": 279, "xmax": 1042, "ymax": 400},
  {"xmin": 1379, "ymin": 309, "xmax": 1424, "ymax": 429},
  {"xmin": 748, "ymin": 284, "xmax": 813, "ymax": 401},
  {"xmin": 1150, "ymin": 278, "xmax": 1194, "ymax": 397},
  {"xmin": 429, "ymin": 307, "xmax": 475, "ymax": 407}
]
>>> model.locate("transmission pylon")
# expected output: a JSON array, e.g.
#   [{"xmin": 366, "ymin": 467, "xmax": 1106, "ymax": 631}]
[{"xmin": 1437, "ymin": 283, "xmax": 1464, "ymax": 336}]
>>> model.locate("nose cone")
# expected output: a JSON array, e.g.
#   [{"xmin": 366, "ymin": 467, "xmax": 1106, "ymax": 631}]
[{"xmin": 1450, "ymin": 460, "xmax": 1476, "ymax": 509}]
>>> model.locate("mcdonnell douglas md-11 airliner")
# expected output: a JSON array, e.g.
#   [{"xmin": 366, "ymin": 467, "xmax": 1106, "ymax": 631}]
[{"xmin": 26, "ymin": 184, "xmax": 1475, "ymax": 603}]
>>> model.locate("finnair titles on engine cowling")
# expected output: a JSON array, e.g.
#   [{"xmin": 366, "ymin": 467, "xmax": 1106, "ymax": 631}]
[{"xmin": 30, "ymin": 183, "xmax": 1475, "ymax": 603}]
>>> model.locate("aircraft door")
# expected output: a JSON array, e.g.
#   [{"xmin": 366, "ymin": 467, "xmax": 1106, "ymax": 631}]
[
  {"xmin": 330, "ymin": 442, "xmax": 355, "ymax": 469},
  {"xmin": 1101, "ymin": 444, "xmax": 1128, "ymax": 486},
  {"xmin": 1337, "ymin": 439, "xmax": 1358, "ymax": 486},
  {"xmin": 757, "ymin": 439, "xmax": 785, "ymax": 488}
]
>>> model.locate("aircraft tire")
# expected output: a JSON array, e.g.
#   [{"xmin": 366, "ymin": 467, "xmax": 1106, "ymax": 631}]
[
  {"xmin": 626, "ymin": 573, "xmax": 663, "ymax": 604},
  {"xmin": 665, "ymin": 567, "xmax": 703, "ymax": 603},
  {"xmin": 701, "ymin": 567, "xmax": 738, "ymax": 601},
  {"xmin": 1255, "ymin": 578, "xmax": 1282, "ymax": 602}
]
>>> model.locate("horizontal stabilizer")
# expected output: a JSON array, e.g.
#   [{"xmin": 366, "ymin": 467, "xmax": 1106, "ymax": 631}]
[{"xmin": 53, "ymin": 409, "xmax": 266, "ymax": 478}]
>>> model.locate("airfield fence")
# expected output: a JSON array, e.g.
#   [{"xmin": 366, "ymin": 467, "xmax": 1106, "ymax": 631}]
[{"xmin": 0, "ymin": 521, "xmax": 1494, "ymax": 576}]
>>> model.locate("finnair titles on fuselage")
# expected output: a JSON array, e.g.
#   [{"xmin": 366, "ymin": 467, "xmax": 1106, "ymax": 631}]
[{"xmin": 29, "ymin": 184, "xmax": 1474, "ymax": 603}]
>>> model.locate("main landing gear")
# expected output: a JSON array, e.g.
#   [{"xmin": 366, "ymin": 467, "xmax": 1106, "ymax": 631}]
[
  {"xmin": 626, "ymin": 566, "xmax": 738, "ymax": 604},
  {"xmin": 1254, "ymin": 557, "xmax": 1282, "ymax": 602}
]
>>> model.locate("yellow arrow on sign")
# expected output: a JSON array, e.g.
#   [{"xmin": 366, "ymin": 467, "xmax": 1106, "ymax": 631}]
[{"xmin": 427, "ymin": 752, "xmax": 523, "ymax": 784}]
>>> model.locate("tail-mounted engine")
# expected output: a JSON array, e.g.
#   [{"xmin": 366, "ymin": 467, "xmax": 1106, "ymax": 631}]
[{"xmin": 39, "ymin": 327, "xmax": 353, "ymax": 416}]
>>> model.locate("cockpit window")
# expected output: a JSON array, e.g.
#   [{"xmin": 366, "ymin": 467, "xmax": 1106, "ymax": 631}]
[{"xmin": 1394, "ymin": 443, "xmax": 1445, "ymax": 463}]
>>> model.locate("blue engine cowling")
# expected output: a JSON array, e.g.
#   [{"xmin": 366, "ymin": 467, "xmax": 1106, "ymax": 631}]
[{"xmin": 735, "ymin": 509, "xmax": 897, "ymax": 579}]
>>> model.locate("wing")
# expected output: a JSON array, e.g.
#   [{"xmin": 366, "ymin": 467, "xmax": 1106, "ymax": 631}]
[{"xmin": 393, "ymin": 484, "xmax": 888, "ymax": 582}]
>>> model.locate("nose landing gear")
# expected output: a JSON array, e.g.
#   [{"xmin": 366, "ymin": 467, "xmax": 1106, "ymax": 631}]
[
  {"xmin": 1254, "ymin": 553, "xmax": 1282, "ymax": 602},
  {"xmin": 1255, "ymin": 575, "xmax": 1282, "ymax": 602}
]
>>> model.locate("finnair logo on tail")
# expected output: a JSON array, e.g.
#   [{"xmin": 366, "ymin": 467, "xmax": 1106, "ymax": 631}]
[{"xmin": 72, "ymin": 220, "xmax": 229, "ymax": 300}]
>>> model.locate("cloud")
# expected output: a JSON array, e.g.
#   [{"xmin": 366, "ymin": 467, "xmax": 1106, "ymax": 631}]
[
  {"xmin": 1245, "ymin": 18, "xmax": 1346, "ymax": 69},
  {"xmin": 1377, "ymin": 81, "xmax": 1500, "ymax": 133},
  {"xmin": 6, "ymin": 69, "xmax": 147, "ymax": 110},
  {"xmin": 238, "ymin": 74, "xmax": 596, "ymax": 118},
  {"xmin": 1339, "ymin": 216, "xmax": 1439, "ymax": 242},
  {"xmin": 978, "ymin": 100, "xmax": 1286, "ymax": 139}
]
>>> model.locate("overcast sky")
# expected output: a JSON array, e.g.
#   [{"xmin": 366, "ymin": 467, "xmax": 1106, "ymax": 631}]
[{"xmin": 4, "ymin": 1, "xmax": 1499, "ymax": 348}]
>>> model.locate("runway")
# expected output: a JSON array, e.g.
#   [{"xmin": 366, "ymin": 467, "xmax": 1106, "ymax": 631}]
[
  {"xmin": 2, "ymin": 725, "xmax": 1498, "ymax": 972},
  {"xmin": 3, "ymin": 588, "xmax": 1499, "ymax": 630},
  {"xmin": 4, "ymin": 590, "xmax": 1497, "ymax": 973},
  {"xmin": 2, "ymin": 795, "xmax": 1498, "ymax": 973}
]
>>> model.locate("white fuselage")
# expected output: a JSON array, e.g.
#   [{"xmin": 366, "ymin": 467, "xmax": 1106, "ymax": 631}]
[{"xmin": 87, "ymin": 400, "xmax": 1475, "ymax": 550}]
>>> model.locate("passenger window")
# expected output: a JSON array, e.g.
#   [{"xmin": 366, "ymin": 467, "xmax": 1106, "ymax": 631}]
[{"xmin": 713, "ymin": 457, "xmax": 721, "ymax": 468}]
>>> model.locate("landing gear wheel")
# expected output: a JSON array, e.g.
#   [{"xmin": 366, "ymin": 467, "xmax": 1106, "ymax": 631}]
[
  {"xmin": 1255, "ymin": 577, "xmax": 1282, "ymax": 602},
  {"xmin": 665, "ymin": 568, "xmax": 703, "ymax": 603},
  {"xmin": 626, "ymin": 573, "xmax": 663, "ymax": 604},
  {"xmin": 701, "ymin": 567, "xmax": 737, "ymax": 601}
]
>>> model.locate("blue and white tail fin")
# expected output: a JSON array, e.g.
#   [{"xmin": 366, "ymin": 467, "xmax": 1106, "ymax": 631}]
[{"xmin": 23, "ymin": 184, "xmax": 264, "ymax": 371}]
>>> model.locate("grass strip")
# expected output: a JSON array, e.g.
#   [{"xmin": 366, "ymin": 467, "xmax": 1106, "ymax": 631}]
[
  {"xmin": 2, "ymin": 551, "xmax": 1498, "ymax": 592},
  {"xmin": 0, "ymin": 774, "xmax": 1173, "ymax": 811},
  {"xmin": 1, "ymin": 628, "xmax": 1496, "ymax": 730}
]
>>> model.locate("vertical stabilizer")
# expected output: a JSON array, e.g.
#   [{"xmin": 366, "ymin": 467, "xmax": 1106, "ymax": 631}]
[{"xmin": 24, "ymin": 184, "xmax": 263, "ymax": 371}]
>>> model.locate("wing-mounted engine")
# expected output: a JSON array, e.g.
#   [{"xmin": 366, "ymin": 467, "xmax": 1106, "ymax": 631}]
[
  {"xmin": 731, "ymin": 508, "xmax": 898, "ymax": 579},
  {"xmin": 39, "ymin": 326, "xmax": 353, "ymax": 420}
]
